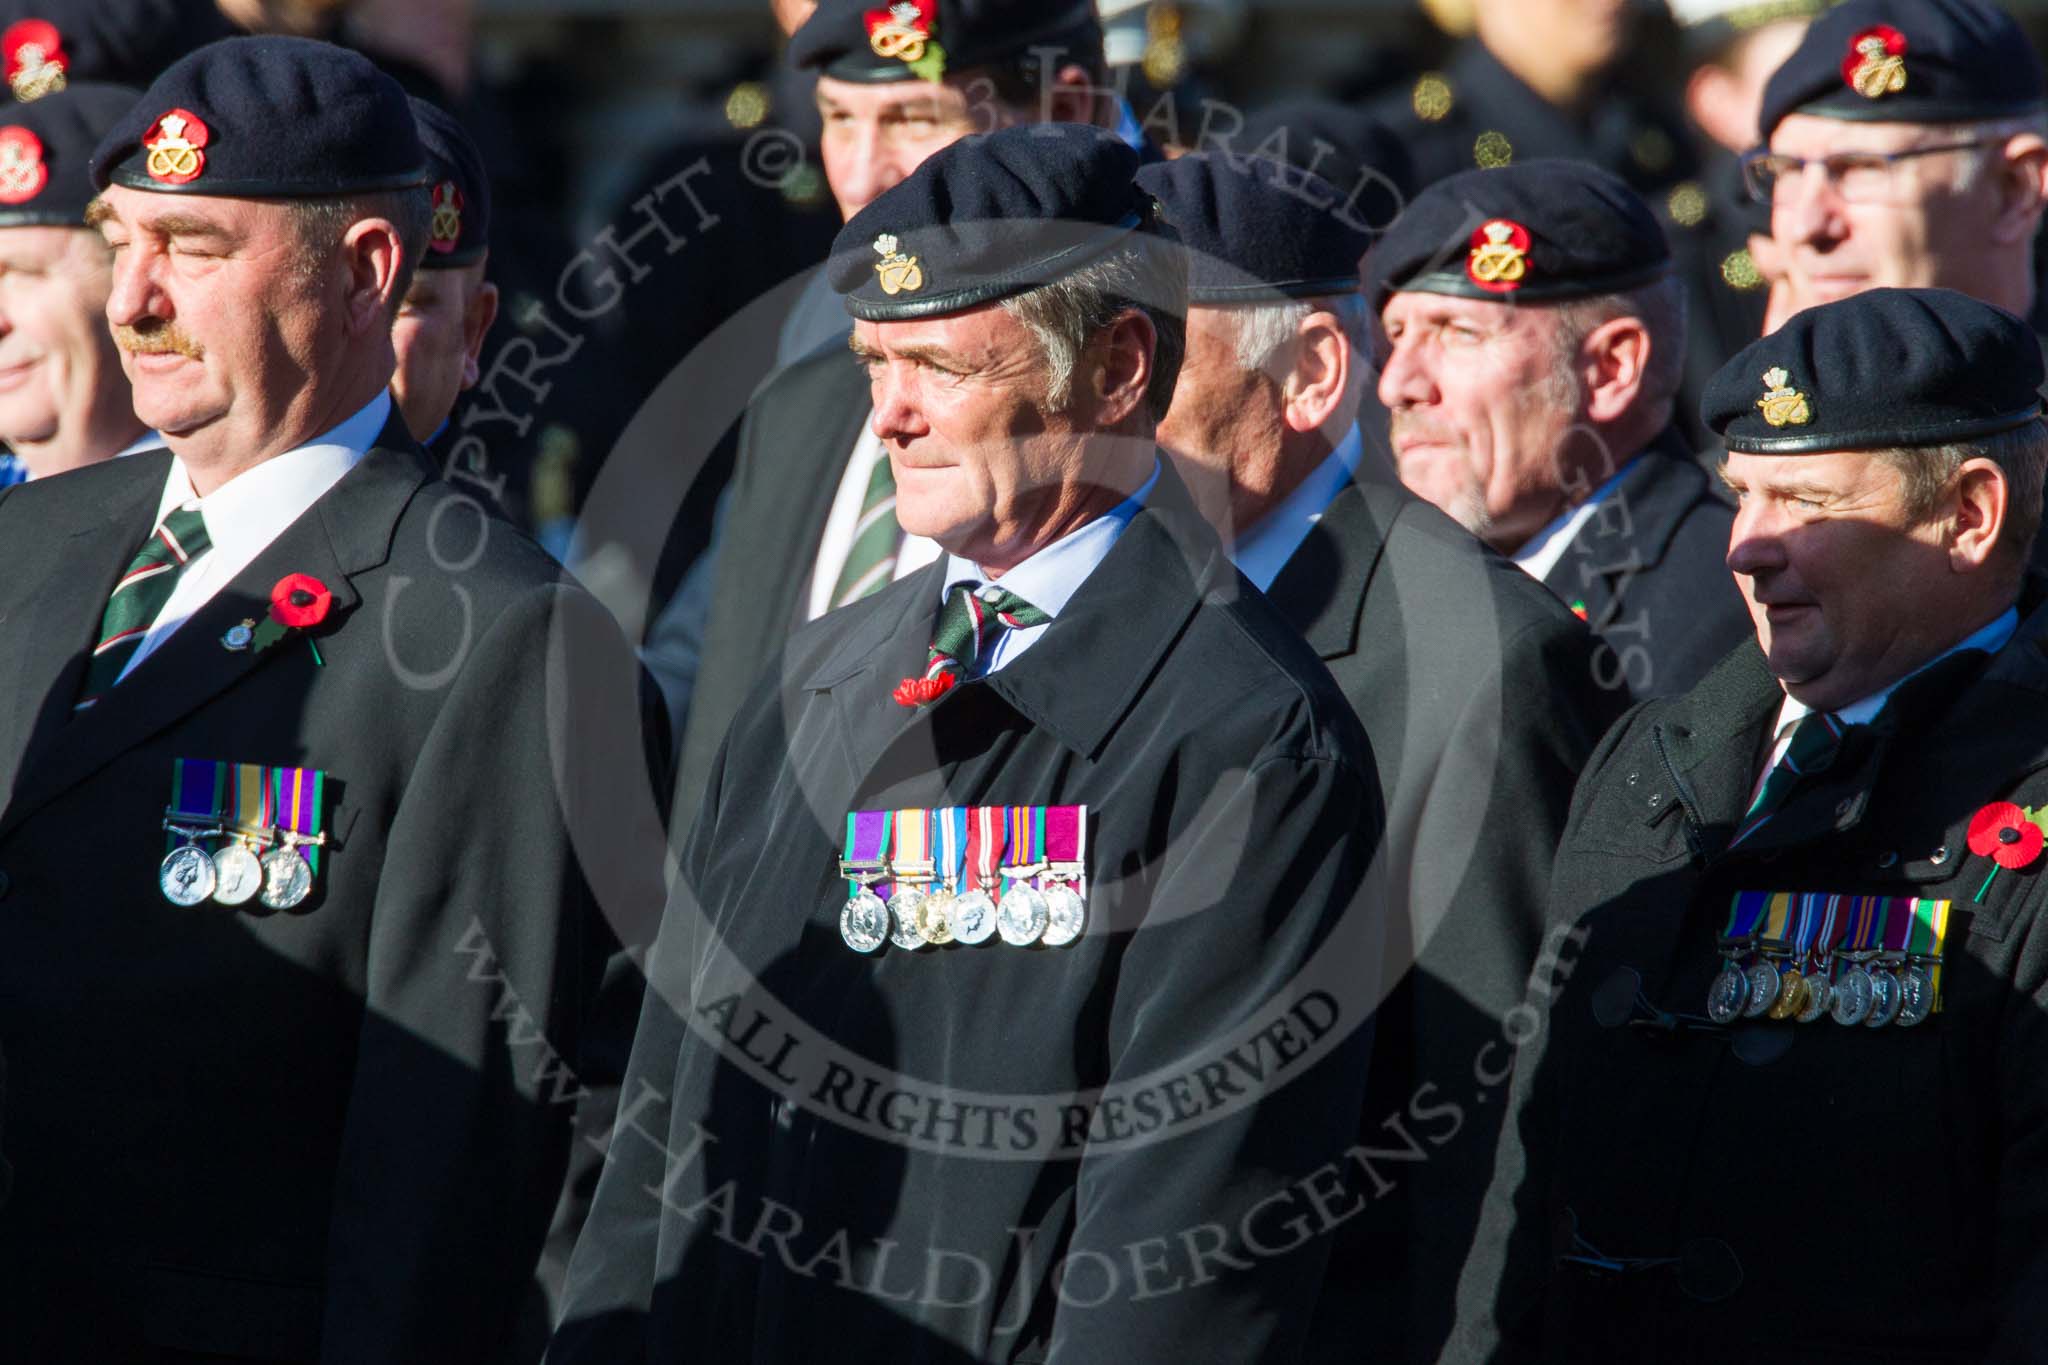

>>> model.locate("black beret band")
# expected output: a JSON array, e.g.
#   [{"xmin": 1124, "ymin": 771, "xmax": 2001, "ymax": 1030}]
[
  {"xmin": 1394, "ymin": 258, "xmax": 1675, "ymax": 304},
  {"xmin": 0, "ymin": 79, "xmax": 132, "ymax": 227},
  {"xmin": 1190, "ymin": 275, "xmax": 1368, "ymax": 304},
  {"xmin": 844, "ymin": 213, "xmax": 1143, "ymax": 321},
  {"xmin": 101, "ymin": 163, "xmax": 430, "ymax": 197},
  {"xmin": 1723, "ymin": 406, "xmax": 2042, "ymax": 454}
]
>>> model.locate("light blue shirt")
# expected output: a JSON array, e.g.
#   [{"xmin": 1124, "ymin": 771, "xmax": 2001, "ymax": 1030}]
[
  {"xmin": 1229, "ymin": 426, "xmax": 1364, "ymax": 593},
  {"xmin": 939, "ymin": 461, "xmax": 1159, "ymax": 676}
]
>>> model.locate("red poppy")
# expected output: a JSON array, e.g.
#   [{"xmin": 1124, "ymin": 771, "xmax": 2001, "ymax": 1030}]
[
  {"xmin": 270, "ymin": 574, "xmax": 333, "ymax": 630},
  {"xmin": 1968, "ymin": 801, "xmax": 2043, "ymax": 870},
  {"xmin": 893, "ymin": 674, "xmax": 954, "ymax": 708}
]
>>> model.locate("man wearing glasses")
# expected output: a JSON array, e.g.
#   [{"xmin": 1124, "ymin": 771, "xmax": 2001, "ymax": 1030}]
[{"xmin": 1741, "ymin": 0, "xmax": 2048, "ymax": 330}]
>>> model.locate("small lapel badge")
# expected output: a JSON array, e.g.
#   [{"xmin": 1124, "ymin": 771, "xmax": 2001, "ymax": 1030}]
[
  {"xmin": 222, "ymin": 618, "xmax": 255, "ymax": 652},
  {"xmin": 873, "ymin": 232, "xmax": 925, "ymax": 295},
  {"xmin": 1757, "ymin": 367, "xmax": 1813, "ymax": 427}
]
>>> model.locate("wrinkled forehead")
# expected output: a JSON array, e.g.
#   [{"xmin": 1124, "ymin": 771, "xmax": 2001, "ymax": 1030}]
[
  {"xmin": 851, "ymin": 300, "xmax": 1026, "ymax": 359},
  {"xmin": 1767, "ymin": 111, "xmax": 1970, "ymax": 157},
  {"xmin": 1380, "ymin": 287, "xmax": 1554, "ymax": 337},
  {"xmin": 88, "ymin": 184, "xmax": 283, "ymax": 239},
  {"xmin": 1721, "ymin": 446, "xmax": 1910, "ymax": 498},
  {"xmin": 814, "ymin": 73, "xmax": 979, "ymax": 120}
]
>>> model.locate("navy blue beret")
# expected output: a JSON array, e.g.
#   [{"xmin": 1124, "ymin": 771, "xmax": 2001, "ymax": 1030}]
[
  {"xmin": 1757, "ymin": 0, "xmax": 2044, "ymax": 143},
  {"xmin": 1136, "ymin": 151, "xmax": 1371, "ymax": 303},
  {"xmin": 0, "ymin": 1, "xmax": 235, "ymax": 103},
  {"xmin": 0, "ymin": 80, "xmax": 132, "ymax": 226},
  {"xmin": 411, "ymin": 96, "xmax": 487, "ymax": 268},
  {"xmin": 830, "ymin": 122, "xmax": 1167, "ymax": 322},
  {"xmin": 790, "ymin": 0, "xmax": 1100, "ymax": 86},
  {"xmin": 1363, "ymin": 159, "xmax": 1672, "ymax": 307},
  {"xmin": 1703, "ymin": 287, "xmax": 2042, "ymax": 453},
  {"xmin": 89, "ymin": 35, "xmax": 428, "ymax": 197},
  {"xmin": 1230, "ymin": 99, "xmax": 1414, "ymax": 234}
]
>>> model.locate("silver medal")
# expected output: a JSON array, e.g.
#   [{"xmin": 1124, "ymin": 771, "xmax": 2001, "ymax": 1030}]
[
  {"xmin": 1041, "ymin": 884, "xmax": 1086, "ymax": 947},
  {"xmin": 840, "ymin": 887, "xmax": 889, "ymax": 953},
  {"xmin": 159, "ymin": 843, "xmax": 217, "ymax": 906},
  {"xmin": 1896, "ymin": 964, "xmax": 1936, "ymax": 1028},
  {"xmin": 1864, "ymin": 967, "xmax": 1903, "ymax": 1028},
  {"xmin": 1796, "ymin": 973, "xmax": 1833, "ymax": 1024},
  {"xmin": 1742, "ymin": 961, "xmax": 1781, "ymax": 1018},
  {"xmin": 1706, "ymin": 961, "xmax": 1748, "ymax": 1025},
  {"xmin": 996, "ymin": 882, "xmax": 1049, "ymax": 946},
  {"xmin": 211, "ymin": 842, "xmax": 264, "ymax": 906},
  {"xmin": 1831, "ymin": 966, "xmax": 1874, "ymax": 1026},
  {"xmin": 259, "ymin": 846, "xmax": 313, "ymax": 911},
  {"xmin": 951, "ymin": 889, "xmax": 997, "ymax": 945},
  {"xmin": 888, "ymin": 886, "xmax": 930, "ymax": 951}
]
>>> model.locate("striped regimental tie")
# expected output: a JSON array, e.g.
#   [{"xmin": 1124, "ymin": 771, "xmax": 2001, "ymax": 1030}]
[
  {"xmin": 1730, "ymin": 710, "xmax": 1849, "ymax": 846},
  {"xmin": 893, "ymin": 582, "xmax": 1052, "ymax": 706},
  {"xmin": 827, "ymin": 452, "xmax": 901, "ymax": 610},
  {"xmin": 75, "ymin": 506, "xmax": 211, "ymax": 711}
]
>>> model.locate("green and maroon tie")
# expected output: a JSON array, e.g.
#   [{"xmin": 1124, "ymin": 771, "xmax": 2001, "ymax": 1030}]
[
  {"xmin": 75, "ymin": 506, "xmax": 211, "ymax": 711},
  {"xmin": 893, "ymin": 581, "xmax": 1050, "ymax": 706}
]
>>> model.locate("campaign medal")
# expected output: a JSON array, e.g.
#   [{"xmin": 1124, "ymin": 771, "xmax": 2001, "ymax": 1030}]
[
  {"xmin": 209, "ymin": 761, "xmax": 273, "ymax": 906},
  {"xmin": 1737, "ymin": 892, "xmax": 1793, "ymax": 1018},
  {"xmin": 950, "ymin": 805, "xmax": 1002, "ymax": 945},
  {"xmin": 1865, "ymin": 963, "xmax": 1904, "ymax": 1028},
  {"xmin": 1707, "ymin": 960, "xmax": 1749, "ymax": 1025},
  {"xmin": 1714, "ymin": 892, "xmax": 1770, "ymax": 1021},
  {"xmin": 996, "ymin": 805, "xmax": 1049, "ymax": 947},
  {"xmin": 257, "ymin": 766, "xmax": 326, "ymax": 912},
  {"xmin": 888, "ymin": 807, "xmax": 936, "ymax": 951},
  {"xmin": 160, "ymin": 757, "xmax": 226, "ymax": 906},
  {"xmin": 1039, "ymin": 804, "xmax": 1088, "ymax": 948},
  {"xmin": 1832, "ymin": 957, "xmax": 1876, "ymax": 1026},
  {"xmin": 921, "ymin": 807, "xmax": 970, "ymax": 947},
  {"xmin": 839, "ymin": 809, "xmax": 892, "ymax": 953}
]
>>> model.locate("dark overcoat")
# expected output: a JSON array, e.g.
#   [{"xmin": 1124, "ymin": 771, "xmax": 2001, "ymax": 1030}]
[
  {"xmin": 550, "ymin": 465, "xmax": 1388, "ymax": 1364},
  {"xmin": 0, "ymin": 425, "xmax": 664, "ymax": 1363},
  {"xmin": 1267, "ymin": 478, "xmax": 1628, "ymax": 1364},
  {"xmin": 1454, "ymin": 587, "xmax": 2048, "ymax": 1363},
  {"xmin": 1538, "ymin": 429, "xmax": 1750, "ymax": 702}
]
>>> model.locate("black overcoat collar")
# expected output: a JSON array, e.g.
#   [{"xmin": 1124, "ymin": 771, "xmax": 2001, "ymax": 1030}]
[
  {"xmin": 0, "ymin": 416, "xmax": 430, "ymax": 837},
  {"xmin": 797, "ymin": 458, "xmax": 1233, "ymax": 788}
]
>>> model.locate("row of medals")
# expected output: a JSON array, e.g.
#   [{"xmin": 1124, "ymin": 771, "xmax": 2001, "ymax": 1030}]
[
  {"xmin": 160, "ymin": 816, "xmax": 317, "ymax": 912},
  {"xmin": 1707, "ymin": 945, "xmax": 1938, "ymax": 1029},
  {"xmin": 838, "ymin": 860, "xmax": 1086, "ymax": 954}
]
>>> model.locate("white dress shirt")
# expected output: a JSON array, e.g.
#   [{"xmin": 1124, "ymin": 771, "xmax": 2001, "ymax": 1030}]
[
  {"xmin": 806, "ymin": 415, "xmax": 942, "ymax": 621},
  {"xmin": 938, "ymin": 461, "xmax": 1159, "ymax": 676},
  {"xmin": 1229, "ymin": 426, "xmax": 1364, "ymax": 593},
  {"xmin": 1755, "ymin": 606, "xmax": 2021, "ymax": 788},
  {"xmin": 121, "ymin": 392, "xmax": 389, "ymax": 681},
  {"xmin": 1513, "ymin": 456, "xmax": 1642, "ymax": 584}
]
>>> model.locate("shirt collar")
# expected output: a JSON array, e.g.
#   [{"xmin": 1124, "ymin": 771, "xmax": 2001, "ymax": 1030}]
[
  {"xmin": 1230, "ymin": 425, "xmax": 1363, "ymax": 593},
  {"xmin": 114, "ymin": 430, "xmax": 166, "ymax": 460},
  {"xmin": 154, "ymin": 392, "xmax": 391, "ymax": 557},
  {"xmin": 1774, "ymin": 605, "xmax": 2022, "ymax": 736},
  {"xmin": 1512, "ymin": 455, "xmax": 1641, "ymax": 582},
  {"xmin": 940, "ymin": 459, "xmax": 1160, "ymax": 617}
]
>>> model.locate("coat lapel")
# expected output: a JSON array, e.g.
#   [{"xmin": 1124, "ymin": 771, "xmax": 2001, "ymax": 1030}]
[
  {"xmin": 0, "ymin": 433, "xmax": 429, "ymax": 838},
  {"xmin": 0, "ymin": 454, "xmax": 166, "ymax": 799},
  {"xmin": 1263, "ymin": 477, "xmax": 1396, "ymax": 661},
  {"xmin": 1543, "ymin": 425, "xmax": 1712, "ymax": 614}
]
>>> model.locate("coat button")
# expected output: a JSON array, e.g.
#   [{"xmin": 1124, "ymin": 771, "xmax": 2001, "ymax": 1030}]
[
  {"xmin": 1626, "ymin": 773, "xmax": 1639, "ymax": 787},
  {"xmin": 1646, "ymin": 792, "xmax": 1663, "ymax": 809},
  {"xmin": 773, "ymin": 1097, "xmax": 798, "ymax": 1131},
  {"xmin": 1877, "ymin": 851, "xmax": 1899, "ymax": 869},
  {"xmin": 1929, "ymin": 845, "xmax": 1951, "ymax": 866},
  {"xmin": 1835, "ymin": 797, "xmax": 1855, "ymax": 818}
]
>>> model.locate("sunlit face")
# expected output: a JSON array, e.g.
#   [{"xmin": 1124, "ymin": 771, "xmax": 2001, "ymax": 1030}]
[
  {"xmin": 0, "ymin": 225, "xmax": 124, "ymax": 454},
  {"xmin": 92, "ymin": 185, "xmax": 331, "ymax": 456},
  {"xmin": 390, "ymin": 259, "xmax": 498, "ymax": 442},
  {"xmin": 1156, "ymin": 304, "xmax": 1290, "ymax": 532},
  {"xmin": 816, "ymin": 75, "xmax": 1028, "ymax": 221},
  {"xmin": 1722, "ymin": 448, "xmax": 1962, "ymax": 708},
  {"xmin": 1376, "ymin": 290, "xmax": 1579, "ymax": 552},
  {"xmin": 852, "ymin": 304, "xmax": 1100, "ymax": 567},
  {"xmin": 1769, "ymin": 114, "xmax": 2000, "ymax": 313}
]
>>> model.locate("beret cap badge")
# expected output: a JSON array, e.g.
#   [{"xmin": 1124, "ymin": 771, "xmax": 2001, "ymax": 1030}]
[
  {"xmin": 2, "ymin": 20, "xmax": 66, "ymax": 103},
  {"xmin": 429, "ymin": 180, "xmax": 463, "ymax": 254},
  {"xmin": 866, "ymin": 1, "xmax": 946, "ymax": 82},
  {"xmin": 1757, "ymin": 366, "xmax": 1813, "ymax": 427},
  {"xmin": 1467, "ymin": 218, "xmax": 1531, "ymax": 294},
  {"xmin": 0, "ymin": 126, "xmax": 46, "ymax": 205},
  {"xmin": 143, "ymin": 108, "xmax": 207, "ymax": 185},
  {"xmin": 872, "ymin": 231, "xmax": 924, "ymax": 295},
  {"xmin": 1844, "ymin": 24, "xmax": 1908, "ymax": 100}
]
